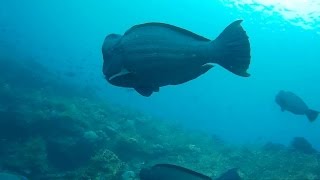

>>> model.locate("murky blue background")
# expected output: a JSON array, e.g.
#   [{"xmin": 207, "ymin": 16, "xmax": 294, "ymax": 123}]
[{"xmin": 1, "ymin": 0, "xmax": 320, "ymax": 148}]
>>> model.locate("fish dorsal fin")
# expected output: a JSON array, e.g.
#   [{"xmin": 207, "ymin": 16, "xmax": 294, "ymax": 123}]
[
  {"xmin": 124, "ymin": 22, "xmax": 210, "ymax": 42},
  {"xmin": 154, "ymin": 164, "xmax": 212, "ymax": 180}
]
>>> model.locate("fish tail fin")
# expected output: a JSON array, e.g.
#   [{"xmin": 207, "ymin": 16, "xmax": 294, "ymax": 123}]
[
  {"xmin": 211, "ymin": 20, "xmax": 251, "ymax": 77},
  {"xmin": 306, "ymin": 109, "xmax": 319, "ymax": 122}
]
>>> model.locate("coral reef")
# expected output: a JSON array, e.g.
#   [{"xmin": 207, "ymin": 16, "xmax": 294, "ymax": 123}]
[{"xmin": 0, "ymin": 56, "xmax": 320, "ymax": 180}]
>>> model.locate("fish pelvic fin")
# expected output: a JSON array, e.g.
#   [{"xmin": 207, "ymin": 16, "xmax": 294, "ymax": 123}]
[
  {"xmin": 134, "ymin": 87, "xmax": 155, "ymax": 97},
  {"xmin": 306, "ymin": 109, "xmax": 319, "ymax": 122},
  {"xmin": 211, "ymin": 20, "xmax": 251, "ymax": 77}
]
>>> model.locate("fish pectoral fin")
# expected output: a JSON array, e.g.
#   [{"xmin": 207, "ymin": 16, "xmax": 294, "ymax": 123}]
[
  {"xmin": 169, "ymin": 63, "xmax": 214, "ymax": 85},
  {"xmin": 134, "ymin": 87, "xmax": 154, "ymax": 97},
  {"xmin": 109, "ymin": 68, "xmax": 131, "ymax": 81}
]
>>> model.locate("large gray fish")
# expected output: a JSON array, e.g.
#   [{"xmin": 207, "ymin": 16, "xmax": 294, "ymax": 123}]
[
  {"xmin": 102, "ymin": 20, "xmax": 251, "ymax": 97},
  {"xmin": 139, "ymin": 163, "xmax": 241, "ymax": 180},
  {"xmin": 275, "ymin": 90, "xmax": 319, "ymax": 122}
]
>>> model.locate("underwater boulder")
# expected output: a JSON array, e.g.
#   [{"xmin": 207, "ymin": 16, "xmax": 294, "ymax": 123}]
[{"xmin": 290, "ymin": 137, "xmax": 317, "ymax": 154}]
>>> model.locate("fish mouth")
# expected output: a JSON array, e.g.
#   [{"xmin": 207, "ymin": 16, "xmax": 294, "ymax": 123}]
[{"xmin": 105, "ymin": 71, "xmax": 137, "ymax": 88}]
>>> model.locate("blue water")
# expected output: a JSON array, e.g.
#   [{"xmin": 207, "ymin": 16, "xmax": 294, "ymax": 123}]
[{"xmin": 1, "ymin": 0, "xmax": 320, "ymax": 149}]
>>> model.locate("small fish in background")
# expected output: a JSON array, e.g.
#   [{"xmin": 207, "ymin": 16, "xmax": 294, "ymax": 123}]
[
  {"xmin": 139, "ymin": 163, "xmax": 241, "ymax": 180},
  {"xmin": 275, "ymin": 90, "xmax": 319, "ymax": 122},
  {"xmin": 102, "ymin": 20, "xmax": 251, "ymax": 97}
]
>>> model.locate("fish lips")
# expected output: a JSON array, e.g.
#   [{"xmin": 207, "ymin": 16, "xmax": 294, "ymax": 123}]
[{"xmin": 104, "ymin": 68, "xmax": 137, "ymax": 88}]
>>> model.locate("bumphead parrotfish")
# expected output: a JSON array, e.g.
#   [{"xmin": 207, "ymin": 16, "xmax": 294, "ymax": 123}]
[
  {"xmin": 275, "ymin": 90, "xmax": 319, "ymax": 122},
  {"xmin": 139, "ymin": 163, "xmax": 241, "ymax": 180},
  {"xmin": 102, "ymin": 20, "xmax": 251, "ymax": 97}
]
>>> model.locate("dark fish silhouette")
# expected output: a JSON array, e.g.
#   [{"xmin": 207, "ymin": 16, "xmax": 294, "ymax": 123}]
[
  {"xmin": 275, "ymin": 90, "xmax": 319, "ymax": 122},
  {"xmin": 102, "ymin": 20, "xmax": 251, "ymax": 97},
  {"xmin": 139, "ymin": 163, "xmax": 241, "ymax": 180}
]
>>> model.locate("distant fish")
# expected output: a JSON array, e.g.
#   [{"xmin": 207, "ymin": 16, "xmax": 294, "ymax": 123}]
[
  {"xmin": 102, "ymin": 20, "xmax": 251, "ymax": 97},
  {"xmin": 139, "ymin": 163, "xmax": 241, "ymax": 180},
  {"xmin": 275, "ymin": 90, "xmax": 319, "ymax": 121}
]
